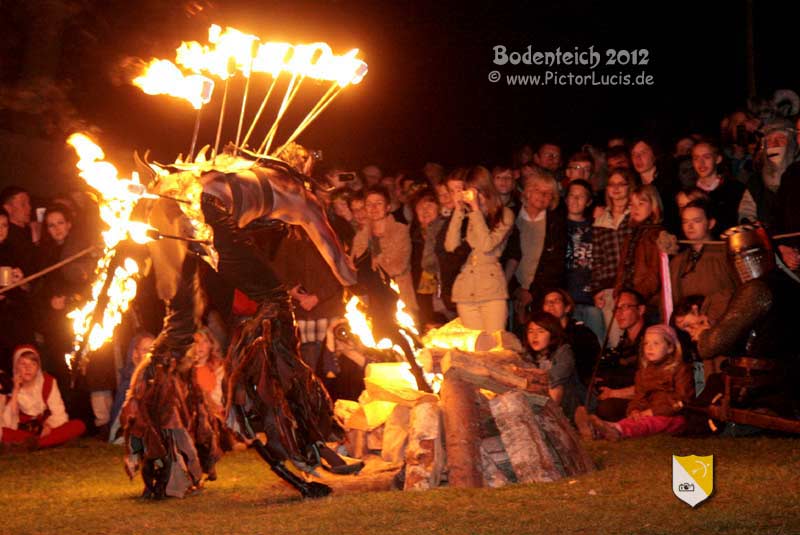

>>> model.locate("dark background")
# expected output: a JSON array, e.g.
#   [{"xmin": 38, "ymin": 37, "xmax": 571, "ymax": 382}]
[{"xmin": 1, "ymin": 0, "xmax": 798, "ymax": 193}]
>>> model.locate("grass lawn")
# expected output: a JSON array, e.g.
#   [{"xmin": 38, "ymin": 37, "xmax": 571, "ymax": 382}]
[{"xmin": 0, "ymin": 435, "xmax": 798, "ymax": 535}]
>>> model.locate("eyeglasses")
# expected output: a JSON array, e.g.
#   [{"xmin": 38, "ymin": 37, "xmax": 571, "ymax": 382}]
[{"xmin": 567, "ymin": 164, "xmax": 591, "ymax": 171}]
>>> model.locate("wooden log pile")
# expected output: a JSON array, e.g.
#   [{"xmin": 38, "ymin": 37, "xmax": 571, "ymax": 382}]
[{"xmin": 334, "ymin": 345, "xmax": 594, "ymax": 490}]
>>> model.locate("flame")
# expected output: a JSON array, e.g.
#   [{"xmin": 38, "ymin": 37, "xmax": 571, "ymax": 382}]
[
  {"xmin": 344, "ymin": 286, "xmax": 441, "ymax": 394},
  {"xmin": 65, "ymin": 134, "xmax": 151, "ymax": 363},
  {"xmin": 133, "ymin": 59, "xmax": 215, "ymax": 109},
  {"xmin": 175, "ymin": 24, "xmax": 368, "ymax": 86}
]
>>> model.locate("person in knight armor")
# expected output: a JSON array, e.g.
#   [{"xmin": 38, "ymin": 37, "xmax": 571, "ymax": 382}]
[{"xmin": 675, "ymin": 222, "xmax": 800, "ymax": 430}]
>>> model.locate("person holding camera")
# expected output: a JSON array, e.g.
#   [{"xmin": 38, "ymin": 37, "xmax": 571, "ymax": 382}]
[
  {"xmin": 444, "ymin": 166, "xmax": 514, "ymax": 333},
  {"xmin": 1, "ymin": 345, "xmax": 85, "ymax": 450}
]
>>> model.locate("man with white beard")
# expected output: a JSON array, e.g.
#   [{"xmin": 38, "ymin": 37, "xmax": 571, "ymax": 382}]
[{"xmin": 738, "ymin": 119, "xmax": 798, "ymax": 228}]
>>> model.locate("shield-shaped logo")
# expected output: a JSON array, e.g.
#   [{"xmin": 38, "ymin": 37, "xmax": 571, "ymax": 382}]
[{"xmin": 672, "ymin": 455, "xmax": 713, "ymax": 507}]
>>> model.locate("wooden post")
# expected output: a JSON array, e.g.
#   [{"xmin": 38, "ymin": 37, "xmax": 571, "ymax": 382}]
[
  {"xmin": 440, "ymin": 370, "xmax": 484, "ymax": 488},
  {"xmin": 404, "ymin": 402, "xmax": 444, "ymax": 490}
]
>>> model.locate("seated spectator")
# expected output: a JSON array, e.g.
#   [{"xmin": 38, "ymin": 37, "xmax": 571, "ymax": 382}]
[
  {"xmin": 576, "ymin": 325, "xmax": 694, "ymax": 440},
  {"xmin": 445, "ymin": 166, "xmax": 514, "ymax": 332},
  {"xmin": 670, "ymin": 200, "xmax": 738, "ymax": 326},
  {"xmin": 524, "ymin": 311, "xmax": 582, "ymax": 420},
  {"xmin": 591, "ymin": 288, "xmax": 649, "ymax": 421},
  {"xmin": 190, "ymin": 328, "xmax": 225, "ymax": 415},
  {"xmin": 564, "ymin": 179, "xmax": 604, "ymax": 340},
  {"xmin": 1, "ymin": 346, "xmax": 85, "ymax": 449},
  {"xmin": 540, "ymin": 289, "xmax": 601, "ymax": 388},
  {"xmin": 108, "ymin": 331, "xmax": 154, "ymax": 443},
  {"xmin": 615, "ymin": 184, "xmax": 666, "ymax": 323}
]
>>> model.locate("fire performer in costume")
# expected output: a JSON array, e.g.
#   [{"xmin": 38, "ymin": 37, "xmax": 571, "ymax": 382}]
[
  {"xmin": 65, "ymin": 24, "xmax": 371, "ymax": 499},
  {"xmin": 121, "ymin": 143, "xmax": 358, "ymax": 498}
]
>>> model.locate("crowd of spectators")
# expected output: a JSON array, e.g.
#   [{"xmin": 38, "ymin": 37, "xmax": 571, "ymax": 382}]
[{"xmin": 2, "ymin": 101, "xmax": 800, "ymax": 451}]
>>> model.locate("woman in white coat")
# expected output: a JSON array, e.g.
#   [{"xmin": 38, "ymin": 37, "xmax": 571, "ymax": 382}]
[{"xmin": 445, "ymin": 166, "xmax": 514, "ymax": 332}]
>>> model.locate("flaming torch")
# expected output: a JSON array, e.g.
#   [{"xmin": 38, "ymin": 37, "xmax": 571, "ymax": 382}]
[{"xmin": 64, "ymin": 134, "xmax": 156, "ymax": 374}]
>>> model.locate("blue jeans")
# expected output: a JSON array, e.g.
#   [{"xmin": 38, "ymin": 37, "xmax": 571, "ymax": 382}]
[{"xmin": 573, "ymin": 304, "xmax": 605, "ymax": 342}]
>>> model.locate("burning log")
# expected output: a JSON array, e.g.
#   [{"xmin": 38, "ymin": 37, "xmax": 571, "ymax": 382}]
[
  {"xmin": 441, "ymin": 349, "xmax": 549, "ymax": 395},
  {"xmin": 403, "ymin": 402, "xmax": 444, "ymax": 490}
]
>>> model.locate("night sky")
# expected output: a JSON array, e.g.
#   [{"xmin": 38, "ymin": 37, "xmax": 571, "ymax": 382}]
[{"xmin": 2, "ymin": 0, "xmax": 800, "ymax": 190}]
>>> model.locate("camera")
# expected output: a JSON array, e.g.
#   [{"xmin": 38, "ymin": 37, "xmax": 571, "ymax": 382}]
[
  {"xmin": 337, "ymin": 172, "xmax": 356, "ymax": 182},
  {"xmin": 462, "ymin": 189, "xmax": 475, "ymax": 202},
  {"xmin": 678, "ymin": 482, "xmax": 695, "ymax": 492}
]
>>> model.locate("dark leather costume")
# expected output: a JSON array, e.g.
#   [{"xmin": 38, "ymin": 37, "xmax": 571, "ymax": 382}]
[{"xmin": 123, "ymin": 157, "xmax": 356, "ymax": 498}]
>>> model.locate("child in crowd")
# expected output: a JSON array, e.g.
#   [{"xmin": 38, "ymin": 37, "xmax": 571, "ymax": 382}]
[
  {"xmin": 524, "ymin": 311, "xmax": 583, "ymax": 420},
  {"xmin": 576, "ymin": 325, "xmax": 694, "ymax": 440},
  {"xmin": 615, "ymin": 184, "xmax": 666, "ymax": 322},
  {"xmin": 1, "ymin": 345, "xmax": 85, "ymax": 449}
]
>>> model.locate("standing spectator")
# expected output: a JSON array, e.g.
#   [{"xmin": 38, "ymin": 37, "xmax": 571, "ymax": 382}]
[
  {"xmin": 278, "ymin": 226, "xmax": 346, "ymax": 377},
  {"xmin": 409, "ymin": 189, "xmax": 447, "ymax": 327},
  {"xmin": 361, "ymin": 165, "xmax": 383, "ymax": 187},
  {"xmin": 34, "ymin": 204, "xmax": 91, "ymax": 392},
  {"xmin": 564, "ymin": 180, "xmax": 604, "ymax": 340},
  {"xmin": 0, "ymin": 186, "xmax": 36, "ymax": 275},
  {"xmin": 615, "ymin": 184, "xmax": 666, "ymax": 322},
  {"xmin": 504, "ymin": 167, "xmax": 566, "ymax": 329},
  {"xmin": 738, "ymin": 118, "xmax": 798, "ymax": 228},
  {"xmin": 351, "ymin": 185, "xmax": 418, "ymax": 314},
  {"xmin": 690, "ymin": 141, "xmax": 744, "ymax": 236},
  {"xmin": 1, "ymin": 346, "xmax": 85, "ymax": 449},
  {"xmin": 445, "ymin": 166, "xmax": 514, "ymax": 332},
  {"xmin": 435, "ymin": 168, "xmax": 470, "ymax": 314},
  {"xmin": 0, "ymin": 209, "xmax": 33, "ymax": 374},
  {"xmin": 630, "ymin": 139, "xmax": 679, "ymax": 233},
  {"xmin": 533, "ymin": 142, "xmax": 563, "ymax": 174},
  {"xmin": 492, "ymin": 164, "xmax": 521, "ymax": 214},
  {"xmin": 591, "ymin": 168, "xmax": 636, "ymax": 345}
]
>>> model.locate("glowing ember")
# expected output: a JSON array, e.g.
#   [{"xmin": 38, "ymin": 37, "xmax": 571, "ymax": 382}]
[
  {"xmin": 65, "ymin": 134, "xmax": 151, "ymax": 366},
  {"xmin": 133, "ymin": 59, "xmax": 215, "ymax": 109}
]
